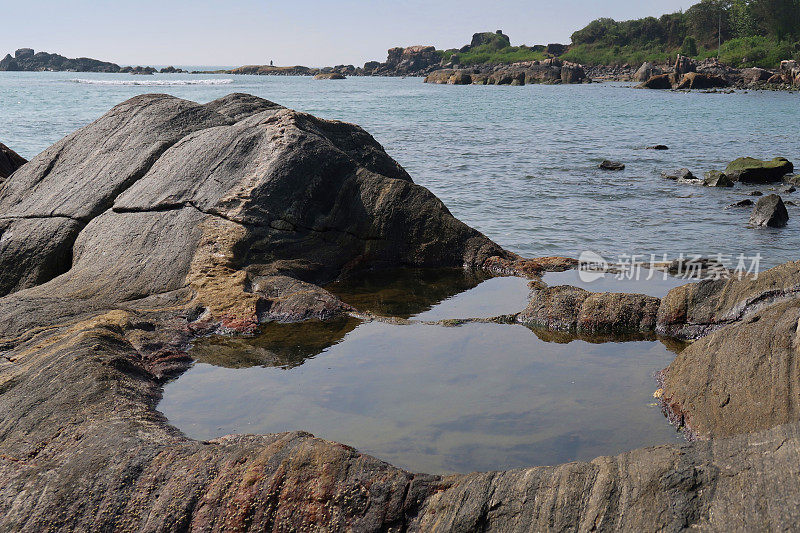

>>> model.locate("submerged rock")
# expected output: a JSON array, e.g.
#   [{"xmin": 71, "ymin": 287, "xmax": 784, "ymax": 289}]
[
  {"xmin": 599, "ymin": 160, "xmax": 625, "ymax": 171},
  {"xmin": 749, "ymin": 194, "xmax": 789, "ymax": 227},
  {"xmin": 661, "ymin": 168, "xmax": 696, "ymax": 182},
  {"xmin": 726, "ymin": 198, "xmax": 754, "ymax": 208},
  {"xmin": 646, "ymin": 144, "xmax": 669, "ymax": 150},
  {"xmin": 725, "ymin": 157, "xmax": 794, "ymax": 183},
  {"xmin": 313, "ymin": 72, "xmax": 345, "ymax": 80}
]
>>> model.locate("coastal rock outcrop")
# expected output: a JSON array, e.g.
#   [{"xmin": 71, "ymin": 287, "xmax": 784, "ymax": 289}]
[
  {"xmin": 4, "ymin": 93, "xmax": 800, "ymax": 531},
  {"xmin": 0, "ymin": 141, "xmax": 26, "ymax": 181},
  {"xmin": 703, "ymin": 170, "xmax": 733, "ymax": 187},
  {"xmin": 633, "ymin": 61, "xmax": 662, "ymax": 82},
  {"xmin": 0, "ymin": 47, "xmax": 122, "ymax": 72}
]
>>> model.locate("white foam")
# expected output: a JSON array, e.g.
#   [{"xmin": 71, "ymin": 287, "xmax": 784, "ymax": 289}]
[{"xmin": 68, "ymin": 78, "xmax": 234, "ymax": 86}]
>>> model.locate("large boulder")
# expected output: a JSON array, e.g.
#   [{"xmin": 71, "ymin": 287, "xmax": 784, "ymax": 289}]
[
  {"xmin": 0, "ymin": 94, "xmax": 509, "ymax": 303},
  {"xmin": 0, "ymin": 141, "xmax": 26, "ymax": 181},
  {"xmin": 639, "ymin": 73, "xmax": 673, "ymax": 89},
  {"xmin": 725, "ymin": 157, "xmax": 794, "ymax": 183},
  {"xmin": 633, "ymin": 62, "xmax": 662, "ymax": 82},
  {"xmin": 749, "ymin": 194, "xmax": 789, "ymax": 227},
  {"xmin": 741, "ymin": 67, "xmax": 772, "ymax": 84},
  {"xmin": 675, "ymin": 72, "xmax": 729, "ymax": 89},
  {"xmin": 561, "ymin": 63, "xmax": 585, "ymax": 84}
]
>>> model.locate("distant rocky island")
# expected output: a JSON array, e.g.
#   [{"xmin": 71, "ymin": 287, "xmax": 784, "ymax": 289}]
[{"xmin": 0, "ymin": 48, "xmax": 185, "ymax": 74}]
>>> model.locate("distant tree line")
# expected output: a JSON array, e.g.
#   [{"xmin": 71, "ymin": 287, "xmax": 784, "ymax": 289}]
[{"xmin": 565, "ymin": 0, "xmax": 800, "ymax": 67}]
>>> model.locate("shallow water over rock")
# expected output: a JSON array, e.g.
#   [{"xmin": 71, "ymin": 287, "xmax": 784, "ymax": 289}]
[{"xmin": 161, "ymin": 272, "xmax": 685, "ymax": 474}]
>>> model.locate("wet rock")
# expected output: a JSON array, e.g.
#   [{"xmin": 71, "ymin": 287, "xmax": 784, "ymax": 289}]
[
  {"xmin": 780, "ymin": 185, "xmax": 796, "ymax": 193},
  {"xmin": 661, "ymin": 168, "xmax": 696, "ymax": 182},
  {"xmin": 599, "ymin": 160, "xmax": 625, "ymax": 171},
  {"xmin": 517, "ymin": 285, "xmax": 660, "ymax": 334},
  {"xmin": 0, "ymin": 141, "xmax": 26, "ymax": 181},
  {"xmin": 726, "ymin": 199, "xmax": 754, "ymax": 208},
  {"xmin": 703, "ymin": 170, "xmax": 733, "ymax": 187},
  {"xmin": 749, "ymin": 194, "xmax": 789, "ymax": 227},
  {"xmin": 725, "ymin": 157, "xmax": 794, "ymax": 183},
  {"xmin": 313, "ymin": 72, "xmax": 345, "ymax": 80},
  {"xmin": 748, "ymin": 190, "xmax": 763, "ymax": 196},
  {"xmin": 646, "ymin": 144, "xmax": 669, "ymax": 150}
]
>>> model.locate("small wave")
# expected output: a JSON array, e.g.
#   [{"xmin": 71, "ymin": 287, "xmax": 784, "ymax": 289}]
[{"xmin": 69, "ymin": 78, "xmax": 234, "ymax": 86}]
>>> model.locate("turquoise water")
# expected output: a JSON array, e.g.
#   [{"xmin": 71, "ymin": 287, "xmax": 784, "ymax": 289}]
[{"xmin": 1, "ymin": 71, "xmax": 799, "ymax": 268}]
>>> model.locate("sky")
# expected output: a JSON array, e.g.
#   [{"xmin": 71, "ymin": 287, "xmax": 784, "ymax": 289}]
[{"xmin": 1, "ymin": 0, "xmax": 697, "ymax": 68}]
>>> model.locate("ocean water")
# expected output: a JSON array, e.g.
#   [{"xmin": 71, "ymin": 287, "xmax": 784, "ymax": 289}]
[{"xmin": 1, "ymin": 71, "xmax": 799, "ymax": 269}]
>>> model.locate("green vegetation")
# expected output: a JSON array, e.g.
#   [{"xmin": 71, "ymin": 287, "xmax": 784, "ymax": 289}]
[
  {"xmin": 563, "ymin": 0, "xmax": 800, "ymax": 68},
  {"xmin": 444, "ymin": 44, "xmax": 546, "ymax": 66}
]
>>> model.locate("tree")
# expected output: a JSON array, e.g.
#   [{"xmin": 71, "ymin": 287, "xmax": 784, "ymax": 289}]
[{"xmin": 682, "ymin": 36, "xmax": 699, "ymax": 55}]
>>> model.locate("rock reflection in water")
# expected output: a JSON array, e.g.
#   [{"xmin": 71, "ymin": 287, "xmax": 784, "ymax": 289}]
[{"xmin": 163, "ymin": 274, "xmax": 685, "ymax": 474}]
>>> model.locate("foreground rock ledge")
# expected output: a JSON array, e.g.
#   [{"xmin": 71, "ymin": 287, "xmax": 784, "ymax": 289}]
[{"xmin": 1, "ymin": 94, "xmax": 800, "ymax": 531}]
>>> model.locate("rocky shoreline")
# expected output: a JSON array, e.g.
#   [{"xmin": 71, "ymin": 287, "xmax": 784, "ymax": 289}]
[
  {"xmin": 1, "ymin": 93, "xmax": 800, "ymax": 530},
  {"xmin": 0, "ymin": 47, "xmax": 185, "ymax": 74}
]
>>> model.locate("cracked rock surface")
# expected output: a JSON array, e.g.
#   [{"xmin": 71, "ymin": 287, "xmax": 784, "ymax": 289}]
[{"xmin": 2, "ymin": 93, "xmax": 800, "ymax": 531}]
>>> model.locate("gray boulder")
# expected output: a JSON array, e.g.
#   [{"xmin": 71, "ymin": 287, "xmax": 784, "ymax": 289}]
[
  {"xmin": 599, "ymin": 160, "xmax": 625, "ymax": 170},
  {"xmin": 703, "ymin": 170, "xmax": 733, "ymax": 187},
  {"xmin": 749, "ymin": 194, "xmax": 789, "ymax": 227},
  {"xmin": 633, "ymin": 62, "xmax": 662, "ymax": 82}
]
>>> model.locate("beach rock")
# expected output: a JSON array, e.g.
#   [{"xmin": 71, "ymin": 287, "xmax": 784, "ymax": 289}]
[
  {"xmin": 749, "ymin": 194, "xmax": 789, "ymax": 227},
  {"xmin": 748, "ymin": 190, "xmax": 763, "ymax": 196},
  {"xmin": 313, "ymin": 72, "xmax": 345, "ymax": 80},
  {"xmin": 448, "ymin": 71, "xmax": 472, "ymax": 85},
  {"xmin": 0, "ymin": 141, "xmax": 26, "ymax": 181},
  {"xmin": 741, "ymin": 67, "xmax": 772, "ymax": 84},
  {"xmin": 726, "ymin": 199, "xmax": 754, "ymax": 208},
  {"xmin": 675, "ymin": 72, "xmax": 729, "ymax": 89},
  {"xmin": 646, "ymin": 144, "xmax": 669, "ymax": 150},
  {"xmin": 703, "ymin": 170, "xmax": 733, "ymax": 187},
  {"xmin": 725, "ymin": 157, "xmax": 794, "ymax": 183},
  {"xmin": 423, "ymin": 69, "xmax": 454, "ymax": 84},
  {"xmin": 661, "ymin": 168, "xmax": 696, "ymax": 181},
  {"xmin": 599, "ymin": 160, "xmax": 625, "ymax": 170},
  {"xmin": 560, "ymin": 63, "xmax": 586, "ymax": 84},
  {"xmin": 639, "ymin": 73, "xmax": 673, "ymax": 89},
  {"xmin": 517, "ymin": 285, "xmax": 660, "ymax": 333},
  {"xmin": 780, "ymin": 185, "xmax": 796, "ymax": 193}
]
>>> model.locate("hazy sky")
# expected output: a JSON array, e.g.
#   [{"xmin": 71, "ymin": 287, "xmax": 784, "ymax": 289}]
[{"xmin": 2, "ymin": 1, "xmax": 697, "ymax": 67}]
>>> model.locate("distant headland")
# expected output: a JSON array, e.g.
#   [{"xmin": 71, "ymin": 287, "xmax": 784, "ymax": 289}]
[{"xmin": 0, "ymin": 48, "xmax": 185, "ymax": 75}]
